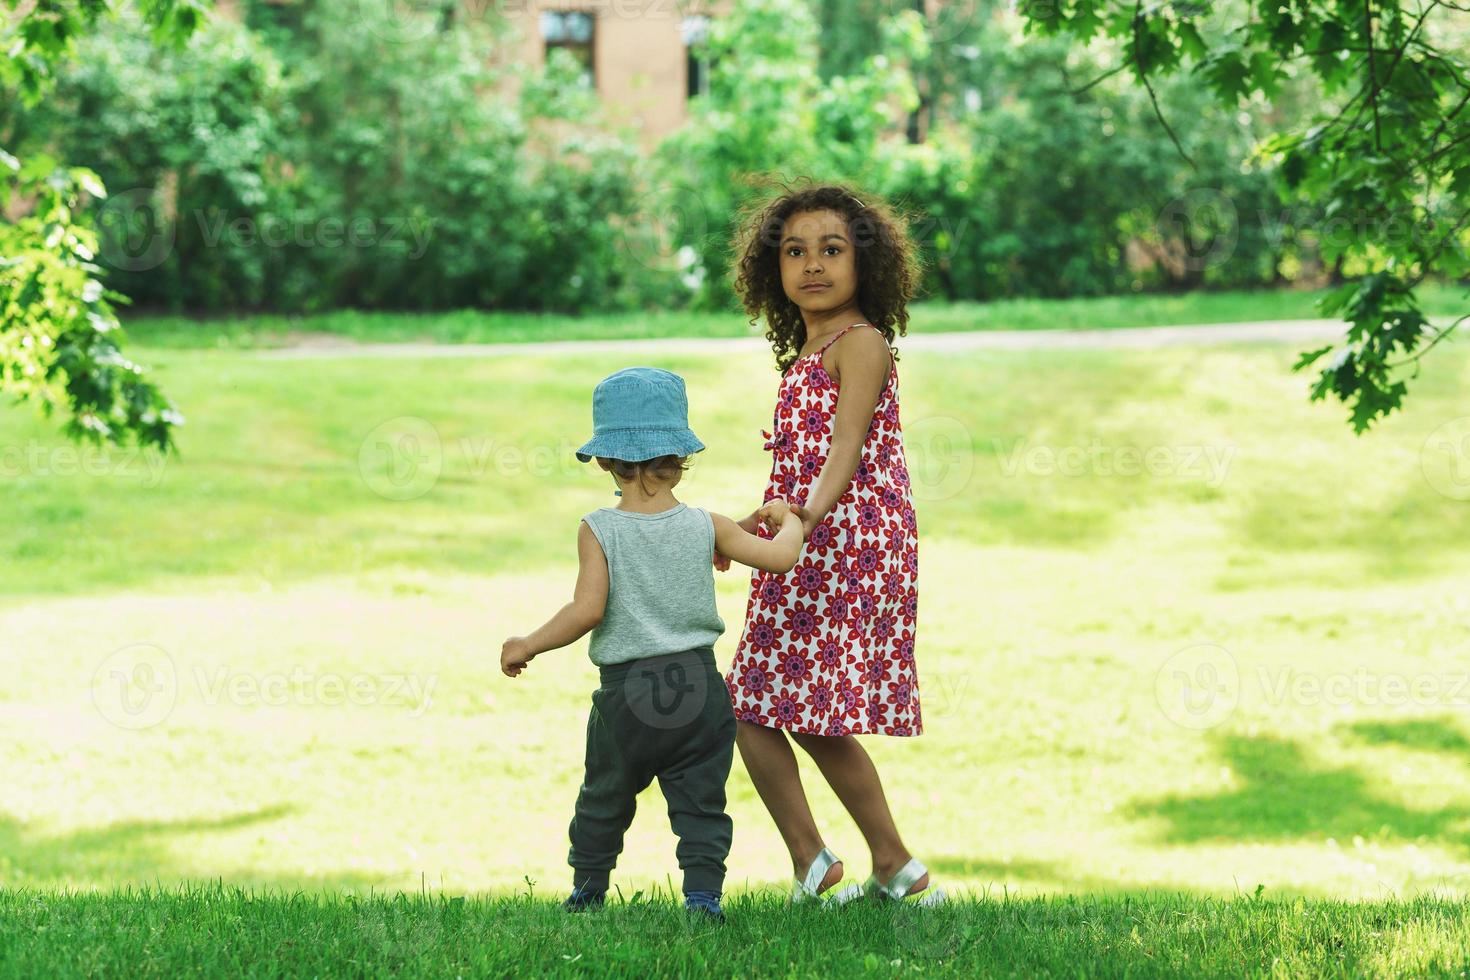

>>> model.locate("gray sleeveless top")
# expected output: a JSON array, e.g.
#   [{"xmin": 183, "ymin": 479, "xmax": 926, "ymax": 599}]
[{"xmin": 580, "ymin": 502, "xmax": 726, "ymax": 666}]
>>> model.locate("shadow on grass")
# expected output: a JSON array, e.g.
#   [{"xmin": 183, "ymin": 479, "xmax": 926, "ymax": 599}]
[
  {"xmin": 922, "ymin": 856, "xmax": 1166, "ymax": 897},
  {"xmin": 1342, "ymin": 715, "xmax": 1470, "ymax": 754},
  {"xmin": 0, "ymin": 804, "xmax": 390, "ymax": 895},
  {"xmin": 1222, "ymin": 470, "xmax": 1470, "ymax": 587},
  {"xmin": 1125, "ymin": 724, "xmax": 1470, "ymax": 856}
]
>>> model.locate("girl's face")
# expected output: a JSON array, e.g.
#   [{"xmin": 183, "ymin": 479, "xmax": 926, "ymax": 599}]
[{"xmin": 778, "ymin": 209, "xmax": 858, "ymax": 316}]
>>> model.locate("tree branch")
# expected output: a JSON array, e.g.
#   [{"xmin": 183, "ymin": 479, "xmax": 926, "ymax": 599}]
[
  {"xmin": 1364, "ymin": 0, "xmax": 1383, "ymax": 153},
  {"xmin": 1067, "ymin": 62, "xmax": 1129, "ymax": 96},
  {"xmin": 1131, "ymin": 0, "xmax": 1195, "ymax": 170},
  {"xmin": 1405, "ymin": 207, "xmax": 1470, "ymax": 290},
  {"xmin": 1427, "ymin": 87, "xmax": 1470, "ymax": 151},
  {"xmin": 1387, "ymin": 312, "xmax": 1469, "ymax": 367}
]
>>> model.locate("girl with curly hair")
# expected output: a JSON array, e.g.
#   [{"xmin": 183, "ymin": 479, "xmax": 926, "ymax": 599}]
[{"xmin": 717, "ymin": 180, "xmax": 943, "ymax": 906}]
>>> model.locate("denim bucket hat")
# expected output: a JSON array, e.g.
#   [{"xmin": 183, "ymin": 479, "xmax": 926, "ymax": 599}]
[{"xmin": 574, "ymin": 367, "xmax": 706, "ymax": 463}]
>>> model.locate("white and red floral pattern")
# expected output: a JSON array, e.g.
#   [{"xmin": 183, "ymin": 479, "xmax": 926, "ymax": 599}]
[{"xmin": 724, "ymin": 323, "xmax": 921, "ymax": 737}]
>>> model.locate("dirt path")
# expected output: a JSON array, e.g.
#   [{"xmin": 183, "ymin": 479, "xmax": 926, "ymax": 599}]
[{"xmin": 254, "ymin": 318, "xmax": 1352, "ymax": 360}]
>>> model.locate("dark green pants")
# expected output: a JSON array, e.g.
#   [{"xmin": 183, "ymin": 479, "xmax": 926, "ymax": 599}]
[{"xmin": 567, "ymin": 646, "xmax": 736, "ymax": 895}]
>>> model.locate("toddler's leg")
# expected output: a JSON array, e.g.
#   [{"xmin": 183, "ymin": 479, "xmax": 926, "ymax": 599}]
[
  {"xmin": 567, "ymin": 691, "xmax": 648, "ymax": 892},
  {"xmin": 655, "ymin": 666, "xmax": 737, "ymax": 896}
]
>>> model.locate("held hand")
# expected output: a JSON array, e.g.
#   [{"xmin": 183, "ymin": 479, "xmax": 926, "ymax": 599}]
[
  {"xmin": 501, "ymin": 636, "xmax": 536, "ymax": 678},
  {"xmin": 758, "ymin": 498, "xmax": 792, "ymax": 531}
]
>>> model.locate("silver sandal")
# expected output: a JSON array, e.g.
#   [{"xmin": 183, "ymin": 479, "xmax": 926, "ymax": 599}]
[
  {"xmin": 860, "ymin": 857, "xmax": 948, "ymax": 906},
  {"xmin": 790, "ymin": 846, "xmax": 843, "ymax": 904}
]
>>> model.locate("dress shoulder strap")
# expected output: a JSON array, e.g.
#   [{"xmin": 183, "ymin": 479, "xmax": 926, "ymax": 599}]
[{"xmin": 818, "ymin": 321, "xmax": 873, "ymax": 355}]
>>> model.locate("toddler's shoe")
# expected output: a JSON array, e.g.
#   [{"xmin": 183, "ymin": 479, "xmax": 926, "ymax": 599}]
[
  {"xmin": 683, "ymin": 889, "xmax": 726, "ymax": 923},
  {"xmin": 562, "ymin": 885, "xmax": 606, "ymax": 912}
]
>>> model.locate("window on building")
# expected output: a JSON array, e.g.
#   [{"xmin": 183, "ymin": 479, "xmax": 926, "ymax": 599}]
[
  {"xmin": 682, "ymin": 15, "xmax": 711, "ymax": 99},
  {"xmin": 541, "ymin": 11, "xmax": 595, "ymax": 88}
]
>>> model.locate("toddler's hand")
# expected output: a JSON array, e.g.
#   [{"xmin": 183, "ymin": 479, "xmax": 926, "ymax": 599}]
[{"xmin": 501, "ymin": 636, "xmax": 536, "ymax": 677}]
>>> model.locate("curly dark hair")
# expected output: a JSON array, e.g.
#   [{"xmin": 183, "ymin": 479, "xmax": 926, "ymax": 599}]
[{"xmin": 730, "ymin": 178, "xmax": 923, "ymax": 375}]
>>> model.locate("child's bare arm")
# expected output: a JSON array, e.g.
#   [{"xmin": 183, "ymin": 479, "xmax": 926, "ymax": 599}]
[
  {"xmin": 711, "ymin": 505, "xmax": 805, "ymax": 574},
  {"xmin": 714, "ymin": 508, "xmax": 762, "ymax": 571},
  {"xmin": 501, "ymin": 521, "xmax": 609, "ymax": 677}
]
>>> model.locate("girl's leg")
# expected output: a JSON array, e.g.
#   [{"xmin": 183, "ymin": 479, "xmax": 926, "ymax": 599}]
[
  {"xmin": 788, "ymin": 731, "xmax": 929, "ymax": 894},
  {"xmin": 733, "ymin": 720, "xmax": 844, "ymax": 891}
]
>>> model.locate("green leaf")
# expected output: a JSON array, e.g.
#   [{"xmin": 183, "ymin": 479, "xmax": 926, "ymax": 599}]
[
  {"xmin": 1177, "ymin": 22, "xmax": 1208, "ymax": 62},
  {"xmin": 1291, "ymin": 344, "xmax": 1336, "ymax": 372},
  {"xmin": 1199, "ymin": 49, "xmax": 1251, "ymax": 103},
  {"xmin": 1449, "ymin": 166, "xmax": 1470, "ymax": 202},
  {"xmin": 19, "ymin": 151, "xmax": 57, "ymax": 181},
  {"xmin": 1314, "ymin": 281, "xmax": 1359, "ymax": 316},
  {"xmin": 72, "ymin": 167, "xmax": 106, "ymax": 199},
  {"xmin": 1248, "ymin": 50, "xmax": 1280, "ymax": 99}
]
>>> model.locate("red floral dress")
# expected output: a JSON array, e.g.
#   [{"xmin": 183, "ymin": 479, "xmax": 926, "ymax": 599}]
[{"xmin": 724, "ymin": 322, "xmax": 921, "ymax": 737}]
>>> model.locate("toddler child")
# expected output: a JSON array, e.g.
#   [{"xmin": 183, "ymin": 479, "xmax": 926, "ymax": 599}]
[{"xmin": 500, "ymin": 366, "xmax": 807, "ymax": 922}]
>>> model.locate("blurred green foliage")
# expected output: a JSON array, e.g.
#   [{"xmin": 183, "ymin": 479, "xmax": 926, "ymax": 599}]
[
  {"xmin": 8, "ymin": 0, "xmax": 1334, "ymax": 318},
  {"xmin": 0, "ymin": 0, "xmax": 204, "ymax": 452},
  {"xmin": 1017, "ymin": 0, "xmax": 1470, "ymax": 430},
  {"xmin": 5, "ymin": 0, "xmax": 1466, "ymax": 431}
]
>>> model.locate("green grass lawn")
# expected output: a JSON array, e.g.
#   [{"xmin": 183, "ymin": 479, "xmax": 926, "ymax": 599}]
[
  {"xmin": 117, "ymin": 280, "xmax": 1470, "ymax": 349},
  {"xmin": 4, "ymin": 321, "xmax": 1470, "ymax": 975},
  {"xmin": 4, "ymin": 886, "xmax": 1470, "ymax": 977}
]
